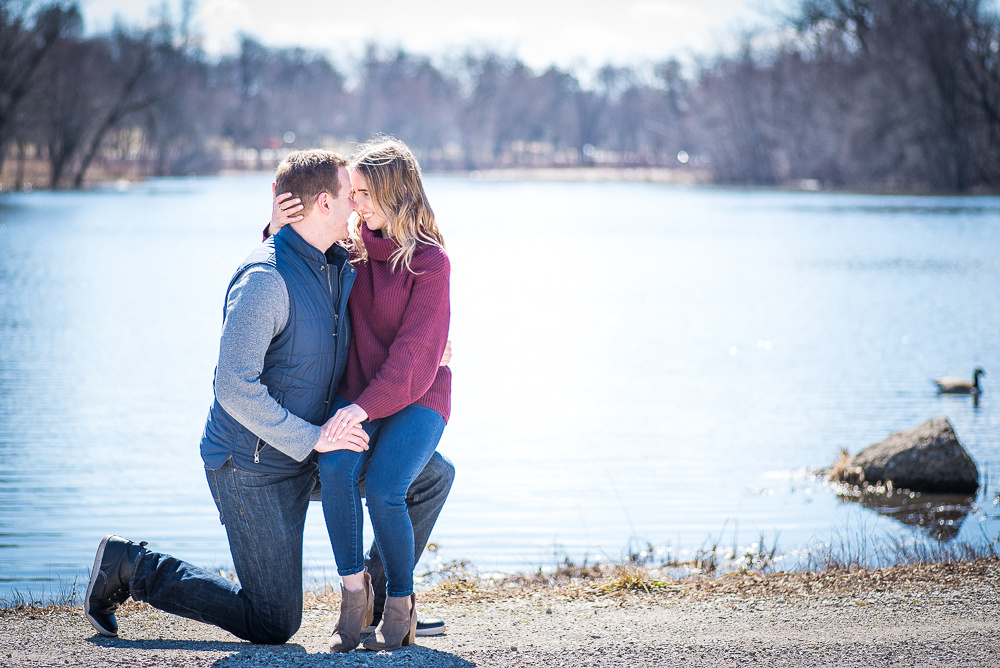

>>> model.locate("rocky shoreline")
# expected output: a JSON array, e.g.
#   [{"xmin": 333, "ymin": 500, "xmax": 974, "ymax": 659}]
[{"xmin": 2, "ymin": 559, "xmax": 998, "ymax": 667}]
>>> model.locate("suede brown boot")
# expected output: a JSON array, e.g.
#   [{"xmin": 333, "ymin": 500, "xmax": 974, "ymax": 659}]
[
  {"xmin": 328, "ymin": 572, "xmax": 374, "ymax": 652},
  {"xmin": 362, "ymin": 593, "xmax": 416, "ymax": 651}
]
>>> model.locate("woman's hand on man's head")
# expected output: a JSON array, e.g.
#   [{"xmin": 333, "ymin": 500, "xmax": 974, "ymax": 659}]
[{"xmin": 269, "ymin": 188, "xmax": 304, "ymax": 237}]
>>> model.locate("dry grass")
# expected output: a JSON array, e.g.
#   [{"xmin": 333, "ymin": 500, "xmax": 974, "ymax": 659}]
[
  {"xmin": 419, "ymin": 556, "xmax": 1000, "ymax": 605},
  {"xmin": 601, "ymin": 563, "xmax": 673, "ymax": 593},
  {"xmin": 4, "ymin": 557, "xmax": 999, "ymax": 620},
  {"xmin": 6, "ymin": 529, "xmax": 998, "ymax": 613},
  {"xmin": 826, "ymin": 448, "xmax": 866, "ymax": 486},
  {"xmin": 0, "ymin": 577, "xmax": 82, "ymax": 613}
]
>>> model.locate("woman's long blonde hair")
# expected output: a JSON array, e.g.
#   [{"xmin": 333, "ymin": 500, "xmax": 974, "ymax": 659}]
[{"xmin": 348, "ymin": 136, "xmax": 445, "ymax": 273}]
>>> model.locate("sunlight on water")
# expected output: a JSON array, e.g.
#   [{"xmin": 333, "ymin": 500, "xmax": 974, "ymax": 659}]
[{"xmin": 1, "ymin": 176, "xmax": 999, "ymax": 599}]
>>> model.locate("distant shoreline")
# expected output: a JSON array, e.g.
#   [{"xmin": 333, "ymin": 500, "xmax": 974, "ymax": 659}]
[
  {"xmin": 459, "ymin": 166, "xmax": 710, "ymax": 184},
  {"xmin": 5, "ymin": 163, "xmax": 999, "ymax": 194},
  {"xmin": 1, "ymin": 163, "xmax": 709, "ymax": 192}
]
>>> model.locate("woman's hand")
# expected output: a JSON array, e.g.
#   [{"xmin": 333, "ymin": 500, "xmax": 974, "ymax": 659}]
[
  {"xmin": 269, "ymin": 190, "xmax": 304, "ymax": 237},
  {"xmin": 440, "ymin": 339, "xmax": 452, "ymax": 366},
  {"xmin": 323, "ymin": 403, "xmax": 369, "ymax": 443},
  {"xmin": 314, "ymin": 422, "xmax": 369, "ymax": 453}
]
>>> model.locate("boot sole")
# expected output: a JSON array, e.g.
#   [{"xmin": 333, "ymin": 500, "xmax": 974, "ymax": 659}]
[
  {"xmin": 84, "ymin": 535, "xmax": 117, "ymax": 637},
  {"xmin": 416, "ymin": 623, "xmax": 446, "ymax": 637},
  {"xmin": 363, "ymin": 622, "xmax": 446, "ymax": 637}
]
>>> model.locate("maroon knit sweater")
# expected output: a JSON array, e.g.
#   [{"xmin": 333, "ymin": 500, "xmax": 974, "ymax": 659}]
[{"xmin": 340, "ymin": 224, "xmax": 451, "ymax": 422}]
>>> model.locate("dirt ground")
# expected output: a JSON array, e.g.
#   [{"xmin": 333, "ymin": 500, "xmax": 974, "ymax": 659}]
[{"xmin": 2, "ymin": 560, "xmax": 998, "ymax": 668}]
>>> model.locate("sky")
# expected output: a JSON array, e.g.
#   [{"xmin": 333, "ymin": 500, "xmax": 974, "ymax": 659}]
[{"xmin": 77, "ymin": 0, "xmax": 796, "ymax": 71}]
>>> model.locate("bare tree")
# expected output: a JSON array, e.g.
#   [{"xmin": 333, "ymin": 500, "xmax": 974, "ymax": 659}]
[
  {"xmin": 692, "ymin": 40, "xmax": 783, "ymax": 184},
  {"xmin": 354, "ymin": 45, "xmax": 460, "ymax": 163},
  {"xmin": 0, "ymin": 0, "xmax": 81, "ymax": 175},
  {"xmin": 4, "ymin": 0, "xmax": 998, "ymax": 193},
  {"xmin": 794, "ymin": 0, "xmax": 1000, "ymax": 191},
  {"xmin": 72, "ymin": 26, "xmax": 172, "ymax": 188}
]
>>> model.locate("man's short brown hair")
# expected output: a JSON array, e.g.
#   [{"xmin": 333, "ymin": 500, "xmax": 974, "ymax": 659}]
[{"xmin": 274, "ymin": 150, "xmax": 348, "ymax": 213}]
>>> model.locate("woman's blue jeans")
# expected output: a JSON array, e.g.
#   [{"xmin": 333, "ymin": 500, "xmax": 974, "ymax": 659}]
[{"xmin": 318, "ymin": 403, "xmax": 446, "ymax": 598}]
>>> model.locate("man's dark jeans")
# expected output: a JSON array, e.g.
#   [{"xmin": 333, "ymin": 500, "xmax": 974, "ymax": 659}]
[{"xmin": 129, "ymin": 453, "xmax": 454, "ymax": 644}]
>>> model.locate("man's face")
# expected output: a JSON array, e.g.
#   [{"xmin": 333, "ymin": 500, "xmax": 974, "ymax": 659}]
[{"xmin": 327, "ymin": 166, "xmax": 356, "ymax": 240}]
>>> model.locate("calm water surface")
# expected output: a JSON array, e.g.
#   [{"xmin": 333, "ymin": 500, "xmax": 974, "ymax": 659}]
[{"xmin": 1, "ymin": 175, "xmax": 999, "ymax": 600}]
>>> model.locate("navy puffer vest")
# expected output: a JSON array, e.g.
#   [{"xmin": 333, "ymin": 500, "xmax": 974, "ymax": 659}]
[{"xmin": 200, "ymin": 227, "xmax": 355, "ymax": 474}]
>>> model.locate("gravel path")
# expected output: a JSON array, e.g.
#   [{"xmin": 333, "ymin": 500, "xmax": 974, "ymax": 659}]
[{"xmin": 2, "ymin": 561, "xmax": 998, "ymax": 667}]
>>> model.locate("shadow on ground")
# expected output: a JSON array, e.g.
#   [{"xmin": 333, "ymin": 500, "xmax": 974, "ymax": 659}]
[
  {"xmin": 209, "ymin": 645, "xmax": 475, "ymax": 667},
  {"xmin": 86, "ymin": 636, "xmax": 252, "ymax": 652},
  {"xmin": 86, "ymin": 634, "xmax": 475, "ymax": 667}
]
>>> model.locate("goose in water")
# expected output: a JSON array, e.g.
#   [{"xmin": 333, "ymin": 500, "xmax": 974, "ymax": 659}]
[{"xmin": 933, "ymin": 368, "xmax": 985, "ymax": 395}]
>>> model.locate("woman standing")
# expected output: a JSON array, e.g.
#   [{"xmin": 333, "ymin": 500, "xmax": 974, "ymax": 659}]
[{"xmin": 272, "ymin": 137, "xmax": 451, "ymax": 652}]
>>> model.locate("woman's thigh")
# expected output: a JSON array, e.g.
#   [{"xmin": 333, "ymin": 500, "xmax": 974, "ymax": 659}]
[
  {"xmin": 364, "ymin": 405, "xmax": 446, "ymax": 501},
  {"xmin": 317, "ymin": 396, "xmax": 375, "ymax": 486}
]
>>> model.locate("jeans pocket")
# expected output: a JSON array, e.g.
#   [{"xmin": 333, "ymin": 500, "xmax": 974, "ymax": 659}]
[
  {"xmin": 206, "ymin": 466, "xmax": 227, "ymax": 524},
  {"xmin": 215, "ymin": 462, "xmax": 247, "ymax": 519}
]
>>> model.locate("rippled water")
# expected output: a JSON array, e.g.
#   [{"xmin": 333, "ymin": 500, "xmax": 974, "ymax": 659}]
[{"xmin": 1, "ymin": 175, "xmax": 999, "ymax": 601}]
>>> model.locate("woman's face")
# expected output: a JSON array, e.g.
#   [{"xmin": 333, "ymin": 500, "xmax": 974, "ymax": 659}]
[{"xmin": 349, "ymin": 169, "xmax": 388, "ymax": 231}]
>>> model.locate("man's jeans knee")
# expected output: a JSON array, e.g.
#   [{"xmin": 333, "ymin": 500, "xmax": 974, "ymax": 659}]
[{"xmin": 130, "ymin": 460, "xmax": 315, "ymax": 644}]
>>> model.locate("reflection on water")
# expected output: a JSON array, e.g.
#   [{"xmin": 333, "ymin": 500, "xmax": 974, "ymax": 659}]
[
  {"xmin": 1, "ymin": 177, "xmax": 999, "ymax": 599},
  {"xmin": 835, "ymin": 486, "xmax": 977, "ymax": 541}
]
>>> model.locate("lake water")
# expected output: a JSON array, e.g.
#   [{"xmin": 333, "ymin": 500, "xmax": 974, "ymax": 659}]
[{"xmin": 1, "ymin": 174, "xmax": 999, "ymax": 602}]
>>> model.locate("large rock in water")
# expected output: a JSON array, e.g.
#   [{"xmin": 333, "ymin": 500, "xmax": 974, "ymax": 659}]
[{"xmin": 849, "ymin": 418, "xmax": 979, "ymax": 494}]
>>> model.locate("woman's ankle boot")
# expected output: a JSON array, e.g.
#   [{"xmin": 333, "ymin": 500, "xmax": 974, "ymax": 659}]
[
  {"xmin": 328, "ymin": 571, "xmax": 374, "ymax": 652},
  {"xmin": 362, "ymin": 593, "xmax": 416, "ymax": 651}
]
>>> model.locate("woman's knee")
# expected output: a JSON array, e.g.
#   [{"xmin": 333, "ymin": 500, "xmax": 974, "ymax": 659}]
[
  {"xmin": 317, "ymin": 450, "xmax": 361, "ymax": 486},
  {"xmin": 364, "ymin": 479, "xmax": 407, "ymax": 516}
]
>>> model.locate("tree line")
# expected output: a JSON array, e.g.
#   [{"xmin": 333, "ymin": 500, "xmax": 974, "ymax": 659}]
[{"xmin": 1, "ymin": 0, "xmax": 998, "ymax": 193}]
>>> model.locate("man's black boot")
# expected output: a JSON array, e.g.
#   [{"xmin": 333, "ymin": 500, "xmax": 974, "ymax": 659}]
[{"xmin": 84, "ymin": 535, "xmax": 148, "ymax": 637}]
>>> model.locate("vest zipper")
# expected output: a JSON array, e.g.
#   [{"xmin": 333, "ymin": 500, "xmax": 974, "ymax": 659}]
[
  {"xmin": 254, "ymin": 438, "xmax": 264, "ymax": 464},
  {"xmin": 328, "ymin": 263, "xmax": 339, "ymax": 334}
]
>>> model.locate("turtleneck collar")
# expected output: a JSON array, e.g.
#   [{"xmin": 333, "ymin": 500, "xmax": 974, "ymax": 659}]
[{"xmin": 360, "ymin": 223, "xmax": 398, "ymax": 263}]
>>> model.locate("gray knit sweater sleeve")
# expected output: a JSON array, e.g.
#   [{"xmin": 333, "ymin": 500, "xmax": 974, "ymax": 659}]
[{"xmin": 214, "ymin": 264, "xmax": 321, "ymax": 462}]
